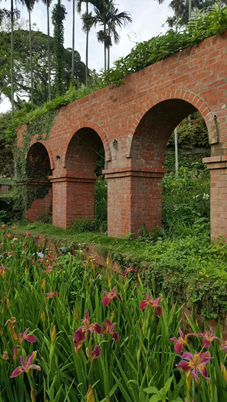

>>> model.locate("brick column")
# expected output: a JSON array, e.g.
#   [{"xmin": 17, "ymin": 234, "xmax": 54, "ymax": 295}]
[
  {"xmin": 203, "ymin": 155, "xmax": 227, "ymax": 240},
  {"xmin": 51, "ymin": 176, "xmax": 96, "ymax": 229},
  {"xmin": 104, "ymin": 169, "xmax": 165, "ymax": 238}
]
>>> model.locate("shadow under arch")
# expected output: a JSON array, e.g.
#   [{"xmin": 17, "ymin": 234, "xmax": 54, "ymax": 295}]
[
  {"xmin": 29, "ymin": 139, "xmax": 55, "ymax": 171},
  {"xmin": 62, "ymin": 120, "xmax": 111, "ymax": 169},
  {"xmin": 26, "ymin": 142, "xmax": 52, "ymax": 223},
  {"xmin": 127, "ymin": 91, "xmax": 214, "ymax": 160}
]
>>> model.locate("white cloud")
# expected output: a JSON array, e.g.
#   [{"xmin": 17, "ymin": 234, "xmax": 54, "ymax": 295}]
[{"xmin": 0, "ymin": 0, "xmax": 173, "ymax": 112}]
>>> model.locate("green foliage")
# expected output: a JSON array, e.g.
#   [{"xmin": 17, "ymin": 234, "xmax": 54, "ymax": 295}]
[
  {"xmin": 164, "ymin": 153, "xmax": 210, "ymax": 173},
  {"xmin": 167, "ymin": 112, "xmax": 209, "ymax": 149},
  {"xmin": 162, "ymin": 167, "xmax": 210, "ymax": 236},
  {"xmin": 0, "ymin": 28, "xmax": 87, "ymax": 106},
  {"xmin": 94, "ymin": 179, "xmax": 107, "ymax": 233},
  {"xmin": 0, "ymin": 193, "xmax": 23, "ymax": 223},
  {"xmin": 72, "ymin": 217, "xmax": 93, "ymax": 233},
  {"xmin": 52, "ymin": 0, "xmax": 67, "ymax": 95},
  {"xmin": 1, "ymin": 227, "xmax": 227, "ymax": 401},
  {"xmin": 1, "ymin": 84, "xmax": 97, "ymax": 146},
  {"xmin": 102, "ymin": 4, "xmax": 227, "ymax": 86}
]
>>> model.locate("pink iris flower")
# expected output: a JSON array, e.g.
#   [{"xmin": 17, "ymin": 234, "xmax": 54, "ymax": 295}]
[
  {"xmin": 13, "ymin": 346, "xmax": 21, "ymax": 362},
  {"xmin": 86, "ymin": 345, "xmax": 101, "ymax": 362},
  {"xmin": 0, "ymin": 264, "xmax": 11, "ymax": 278},
  {"xmin": 220, "ymin": 340, "xmax": 227, "ymax": 351},
  {"xmin": 103, "ymin": 318, "xmax": 119, "ymax": 341},
  {"xmin": 123, "ymin": 266, "xmax": 137, "ymax": 276},
  {"xmin": 177, "ymin": 351, "xmax": 214, "ymax": 382},
  {"xmin": 170, "ymin": 328, "xmax": 189, "ymax": 354},
  {"xmin": 198, "ymin": 327, "xmax": 219, "ymax": 348},
  {"xmin": 17, "ymin": 328, "xmax": 36, "ymax": 344},
  {"xmin": 10, "ymin": 352, "xmax": 41, "ymax": 378},
  {"xmin": 74, "ymin": 310, "xmax": 102, "ymax": 345},
  {"xmin": 43, "ymin": 287, "xmax": 59, "ymax": 300},
  {"xmin": 102, "ymin": 286, "xmax": 121, "ymax": 306},
  {"xmin": 139, "ymin": 293, "xmax": 162, "ymax": 316}
]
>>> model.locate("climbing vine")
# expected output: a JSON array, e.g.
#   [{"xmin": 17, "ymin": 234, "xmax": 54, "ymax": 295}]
[
  {"xmin": 52, "ymin": 0, "xmax": 67, "ymax": 95},
  {"xmin": 16, "ymin": 109, "xmax": 59, "ymax": 211}
]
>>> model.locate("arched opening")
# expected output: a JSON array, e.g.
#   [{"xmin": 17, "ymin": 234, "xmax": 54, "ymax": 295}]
[
  {"xmin": 65, "ymin": 127, "xmax": 107, "ymax": 231},
  {"xmin": 26, "ymin": 142, "xmax": 52, "ymax": 223},
  {"xmin": 130, "ymin": 99, "xmax": 210, "ymax": 236}
]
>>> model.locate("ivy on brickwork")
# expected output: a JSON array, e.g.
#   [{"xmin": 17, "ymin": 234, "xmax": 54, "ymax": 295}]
[
  {"xmin": 16, "ymin": 109, "xmax": 59, "ymax": 210},
  {"xmin": 2, "ymin": 85, "xmax": 94, "ymax": 210}
]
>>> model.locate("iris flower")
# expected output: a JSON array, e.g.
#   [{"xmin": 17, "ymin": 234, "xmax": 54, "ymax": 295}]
[
  {"xmin": 139, "ymin": 293, "xmax": 162, "ymax": 316},
  {"xmin": 43, "ymin": 287, "xmax": 59, "ymax": 300},
  {"xmin": 123, "ymin": 266, "xmax": 137, "ymax": 276},
  {"xmin": 103, "ymin": 318, "xmax": 119, "ymax": 341},
  {"xmin": 86, "ymin": 345, "xmax": 100, "ymax": 363},
  {"xmin": 198, "ymin": 327, "xmax": 219, "ymax": 348},
  {"xmin": 10, "ymin": 352, "xmax": 41, "ymax": 378},
  {"xmin": 86, "ymin": 385, "xmax": 94, "ymax": 402},
  {"xmin": 13, "ymin": 346, "xmax": 21, "ymax": 362},
  {"xmin": 220, "ymin": 340, "xmax": 227, "ymax": 351},
  {"xmin": 177, "ymin": 351, "xmax": 214, "ymax": 382},
  {"xmin": 102, "ymin": 286, "xmax": 121, "ymax": 306},
  {"xmin": 17, "ymin": 328, "xmax": 36, "ymax": 344},
  {"xmin": 74, "ymin": 310, "xmax": 102, "ymax": 345},
  {"xmin": 0, "ymin": 264, "xmax": 11, "ymax": 278},
  {"xmin": 170, "ymin": 328, "xmax": 190, "ymax": 354}
]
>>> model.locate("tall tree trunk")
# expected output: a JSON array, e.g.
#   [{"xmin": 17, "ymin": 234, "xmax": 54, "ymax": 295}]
[
  {"xmin": 107, "ymin": 28, "xmax": 110, "ymax": 70},
  {"xmin": 28, "ymin": 8, "xmax": 33, "ymax": 103},
  {"xmin": 188, "ymin": 0, "xmax": 192, "ymax": 20},
  {"xmin": 107, "ymin": 45, "xmax": 110, "ymax": 70},
  {"xmin": 72, "ymin": 0, "xmax": 75, "ymax": 83},
  {"xmin": 85, "ymin": 0, "xmax": 88, "ymax": 87},
  {"xmin": 10, "ymin": 0, "xmax": 14, "ymax": 111},
  {"xmin": 47, "ymin": 1, "xmax": 51, "ymax": 101},
  {"xmin": 104, "ymin": 22, "xmax": 106, "ymax": 72}
]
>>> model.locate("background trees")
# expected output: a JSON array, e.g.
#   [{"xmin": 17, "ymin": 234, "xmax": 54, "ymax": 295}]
[
  {"xmin": 166, "ymin": 0, "xmax": 227, "ymax": 28},
  {"xmin": 0, "ymin": 28, "xmax": 87, "ymax": 107}
]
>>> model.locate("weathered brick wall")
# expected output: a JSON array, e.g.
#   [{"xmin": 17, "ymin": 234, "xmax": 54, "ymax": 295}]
[
  {"xmin": 18, "ymin": 32, "xmax": 227, "ymax": 239},
  {"xmin": 27, "ymin": 186, "xmax": 52, "ymax": 223}
]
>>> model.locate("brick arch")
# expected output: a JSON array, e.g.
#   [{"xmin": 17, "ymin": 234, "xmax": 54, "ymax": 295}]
[
  {"xmin": 62, "ymin": 120, "xmax": 111, "ymax": 168},
  {"xmin": 127, "ymin": 90, "xmax": 213, "ymax": 159},
  {"xmin": 29, "ymin": 139, "xmax": 55, "ymax": 171}
]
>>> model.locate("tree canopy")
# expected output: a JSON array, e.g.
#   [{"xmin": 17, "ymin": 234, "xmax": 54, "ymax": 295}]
[{"xmin": 0, "ymin": 28, "xmax": 88, "ymax": 107}]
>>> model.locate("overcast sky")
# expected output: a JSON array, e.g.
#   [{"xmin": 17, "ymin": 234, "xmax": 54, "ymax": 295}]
[{"xmin": 0, "ymin": 0, "xmax": 174, "ymax": 112}]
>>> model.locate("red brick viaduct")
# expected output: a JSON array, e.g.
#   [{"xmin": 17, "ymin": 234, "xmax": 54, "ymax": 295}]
[{"xmin": 18, "ymin": 32, "xmax": 227, "ymax": 239}]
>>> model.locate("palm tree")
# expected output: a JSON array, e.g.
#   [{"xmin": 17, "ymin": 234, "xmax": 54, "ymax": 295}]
[
  {"xmin": 42, "ymin": 0, "xmax": 52, "ymax": 101},
  {"xmin": 104, "ymin": 3, "xmax": 132, "ymax": 70},
  {"xmin": 22, "ymin": 0, "xmax": 36, "ymax": 103},
  {"xmin": 78, "ymin": 0, "xmax": 132, "ymax": 72},
  {"xmin": 77, "ymin": 0, "xmax": 93, "ymax": 86},
  {"xmin": 72, "ymin": 0, "xmax": 75, "ymax": 84},
  {"xmin": 11, "ymin": 0, "xmax": 14, "ymax": 110}
]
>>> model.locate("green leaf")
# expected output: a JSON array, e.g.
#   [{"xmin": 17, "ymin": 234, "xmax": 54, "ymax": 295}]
[{"xmin": 144, "ymin": 386, "xmax": 159, "ymax": 394}]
